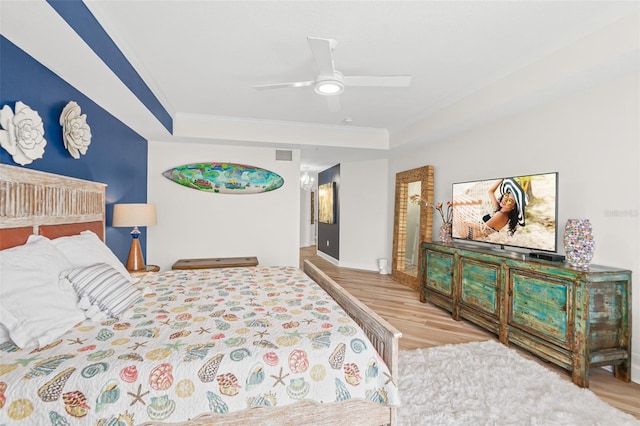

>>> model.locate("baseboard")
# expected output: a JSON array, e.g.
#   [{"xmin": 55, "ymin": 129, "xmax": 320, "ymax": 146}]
[
  {"xmin": 315, "ymin": 252, "xmax": 381, "ymax": 273},
  {"xmin": 631, "ymin": 351, "xmax": 640, "ymax": 384},
  {"xmin": 338, "ymin": 260, "xmax": 379, "ymax": 273},
  {"xmin": 316, "ymin": 250, "xmax": 338, "ymax": 266}
]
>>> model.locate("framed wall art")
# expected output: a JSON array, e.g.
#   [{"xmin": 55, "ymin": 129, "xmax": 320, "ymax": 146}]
[{"xmin": 318, "ymin": 182, "xmax": 335, "ymax": 224}]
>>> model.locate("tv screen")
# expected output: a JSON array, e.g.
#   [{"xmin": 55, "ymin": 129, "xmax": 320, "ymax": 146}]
[{"xmin": 451, "ymin": 172, "xmax": 558, "ymax": 252}]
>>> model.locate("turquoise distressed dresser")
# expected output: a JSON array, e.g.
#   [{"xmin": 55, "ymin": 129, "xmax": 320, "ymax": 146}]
[{"xmin": 420, "ymin": 241, "xmax": 631, "ymax": 388}]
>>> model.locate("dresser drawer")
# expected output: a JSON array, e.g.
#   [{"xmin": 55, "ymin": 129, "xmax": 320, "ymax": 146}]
[
  {"xmin": 460, "ymin": 257, "xmax": 500, "ymax": 317},
  {"xmin": 508, "ymin": 269, "xmax": 572, "ymax": 349},
  {"xmin": 424, "ymin": 250, "xmax": 454, "ymax": 297}
]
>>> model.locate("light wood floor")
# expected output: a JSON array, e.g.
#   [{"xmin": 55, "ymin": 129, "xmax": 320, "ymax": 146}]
[{"xmin": 300, "ymin": 246, "xmax": 640, "ymax": 419}]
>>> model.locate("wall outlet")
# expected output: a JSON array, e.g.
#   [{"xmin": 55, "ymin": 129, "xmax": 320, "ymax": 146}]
[{"xmin": 326, "ymin": 241, "xmax": 330, "ymax": 247}]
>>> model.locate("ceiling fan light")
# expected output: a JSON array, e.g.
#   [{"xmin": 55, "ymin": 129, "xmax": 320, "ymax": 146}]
[{"xmin": 314, "ymin": 79, "xmax": 344, "ymax": 96}]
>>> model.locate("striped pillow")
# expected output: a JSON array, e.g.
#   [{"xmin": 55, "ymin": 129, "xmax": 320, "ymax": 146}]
[{"xmin": 64, "ymin": 263, "xmax": 142, "ymax": 318}]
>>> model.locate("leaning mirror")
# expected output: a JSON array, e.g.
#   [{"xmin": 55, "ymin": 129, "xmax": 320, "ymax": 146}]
[{"xmin": 392, "ymin": 165, "xmax": 434, "ymax": 295}]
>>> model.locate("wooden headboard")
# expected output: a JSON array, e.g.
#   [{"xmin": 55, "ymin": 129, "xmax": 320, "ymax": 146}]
[{"xmin": 0, "ymin": 164, "xmax": 106, "ymax": 250}]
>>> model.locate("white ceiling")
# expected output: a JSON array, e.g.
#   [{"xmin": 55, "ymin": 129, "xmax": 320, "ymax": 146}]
[{"xmin": 3, "ymin": 1, "xmax": 639, "ymax": 171}]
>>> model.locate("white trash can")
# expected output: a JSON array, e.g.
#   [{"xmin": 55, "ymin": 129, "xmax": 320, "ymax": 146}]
[{"xmin": 377, "ymin": 258, "xmax": 389, "ymax": 275}]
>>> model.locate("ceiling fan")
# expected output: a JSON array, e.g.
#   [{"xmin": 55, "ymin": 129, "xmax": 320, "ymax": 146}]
[{"xmin": 253, "ymin": 37, "xmax": 412, "ymax": 112}]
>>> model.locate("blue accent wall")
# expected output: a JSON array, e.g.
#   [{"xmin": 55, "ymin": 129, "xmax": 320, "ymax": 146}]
[
  {"xmin": 318, "ymin": 164, "xmax": 340, "ymax": 259},
  {"xmin": 0, "ymin": 36, "xmax": 149, "ymax": 264}
]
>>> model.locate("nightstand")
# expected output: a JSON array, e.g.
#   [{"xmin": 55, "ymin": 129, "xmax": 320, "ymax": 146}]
[
  {"xmin": 172, "ymin": 257, "xmax": 258, "ymax": 270},
  {"xmin": 129, "ymin": 264, "xmax": 160, "ymax": 278}
]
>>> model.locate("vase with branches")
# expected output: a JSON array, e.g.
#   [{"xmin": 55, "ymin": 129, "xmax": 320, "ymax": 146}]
[
  {"xmin": 411, "ymin": 196, "xmax": 453, "ymax": 243},
  {"xmin": 430, "ymin": 202, "xmax": 453, "ymax": 243}
]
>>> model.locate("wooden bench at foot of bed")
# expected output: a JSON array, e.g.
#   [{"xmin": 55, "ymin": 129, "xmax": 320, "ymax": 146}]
[{"xmin": 141, "ymin": 399, "xmax": 395, "ymax": 426}]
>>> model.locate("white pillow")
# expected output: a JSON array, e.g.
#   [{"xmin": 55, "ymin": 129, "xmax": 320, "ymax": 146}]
[
  {"xmin": 0, "ymin": 236, "xmax": 85, "ymax": 349},
  {"xmin": 0, "ymin": 323, "xmax": 11, "ymax": 344},
  {"xmin": 51, "ymin": 230, "xmax": 135, "ymax": 283},
  {"xmin": 61, "ymin": 263, "xmax": 143, "ymax": 319}
]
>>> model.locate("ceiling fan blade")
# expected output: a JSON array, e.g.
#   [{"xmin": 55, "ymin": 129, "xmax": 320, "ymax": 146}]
[
  {"xmin": 343, "ymin": 75, "xmax": 412, "ymax": 87},
  {"xmin": 307, "ymin": 37, "xmax": 337, "ymax": 75},
  {"xmin": 253, "ymin": 81, "xmax": 314, "ymax": 90},
  {"xmin": 326, "ymin": 95, "xmax": 341, "ymax": 112}
]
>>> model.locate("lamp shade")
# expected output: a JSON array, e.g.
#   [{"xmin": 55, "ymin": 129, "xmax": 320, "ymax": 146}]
[{"xmin": 112, "ymin": 204, "xmax": 157, "ymax": 227}]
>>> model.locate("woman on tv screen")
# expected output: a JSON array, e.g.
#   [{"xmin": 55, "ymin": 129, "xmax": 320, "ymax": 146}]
[
  {"xmin": 457, "ymin": 178, "xmax": 528, "ymax": 239},
  {"xmin": 451, "ymin": 173, "xmax": 558, "ymax": 252}
]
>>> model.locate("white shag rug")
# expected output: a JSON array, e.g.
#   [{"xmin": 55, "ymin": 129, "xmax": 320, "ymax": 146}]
[{"xmin": 398, "ymin": 340, "xmax": 639, "ymax": 425}]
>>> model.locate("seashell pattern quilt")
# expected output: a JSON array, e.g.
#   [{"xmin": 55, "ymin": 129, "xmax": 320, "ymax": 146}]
[{"xmin": 0, "ymin": 266, "xmax": 400, "ymax": 424}]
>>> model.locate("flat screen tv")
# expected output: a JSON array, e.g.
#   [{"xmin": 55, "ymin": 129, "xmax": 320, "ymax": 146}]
[{"xmin": 451, "ymin": 172, "xmax": 558, "ymax": 253}]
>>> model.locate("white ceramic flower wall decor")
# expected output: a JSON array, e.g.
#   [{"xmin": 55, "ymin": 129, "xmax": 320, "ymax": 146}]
[
  {"xmin": 60, "ymin": 101, "xmax": 92, "ymax": 159},
  {"xmin": 0, "ymin": 101, "xmax": 47, "ymax": 165}
]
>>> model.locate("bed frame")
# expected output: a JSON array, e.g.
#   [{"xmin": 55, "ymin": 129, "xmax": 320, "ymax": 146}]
[
  {"xmin": 0, "ymin": 164, "xmax": 106, "ymax": 249},
  {"xmin": 0, "ymin": 164, "xmax": 401, "ymax": 425}
]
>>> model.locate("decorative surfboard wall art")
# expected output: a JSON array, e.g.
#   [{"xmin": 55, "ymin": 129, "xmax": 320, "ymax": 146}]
[{"xmin": 163, "ymin": 162, "xmax": 284, "ymax": 194}]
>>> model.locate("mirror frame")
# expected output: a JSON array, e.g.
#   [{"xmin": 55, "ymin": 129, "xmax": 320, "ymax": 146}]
[{"xmin": 391, "ymin": 165, "xmax": 434, "ymax": 293}]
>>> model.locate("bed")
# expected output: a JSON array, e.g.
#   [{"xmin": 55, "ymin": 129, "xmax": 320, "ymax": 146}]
[{"xmin": 0, "ymin": 164, "xmax": 401, "ymax": 425}]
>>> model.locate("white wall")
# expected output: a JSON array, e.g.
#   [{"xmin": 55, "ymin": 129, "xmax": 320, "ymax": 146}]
[
  {"xmin": 339, "ymin": 159, "xmax": 390, "ymax": 272},
  {"xmin": 390, "ymin": 71, "xmax": 640, "ymax": 383},
  {"xmin": 147, "ymin": 141, "xmax": 301, "ymax": 270}
]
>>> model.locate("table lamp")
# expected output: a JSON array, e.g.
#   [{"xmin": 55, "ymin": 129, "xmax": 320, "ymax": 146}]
[{"xmin": 112, "ymin": 203, "xmax": 157, "ymax": 272}]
